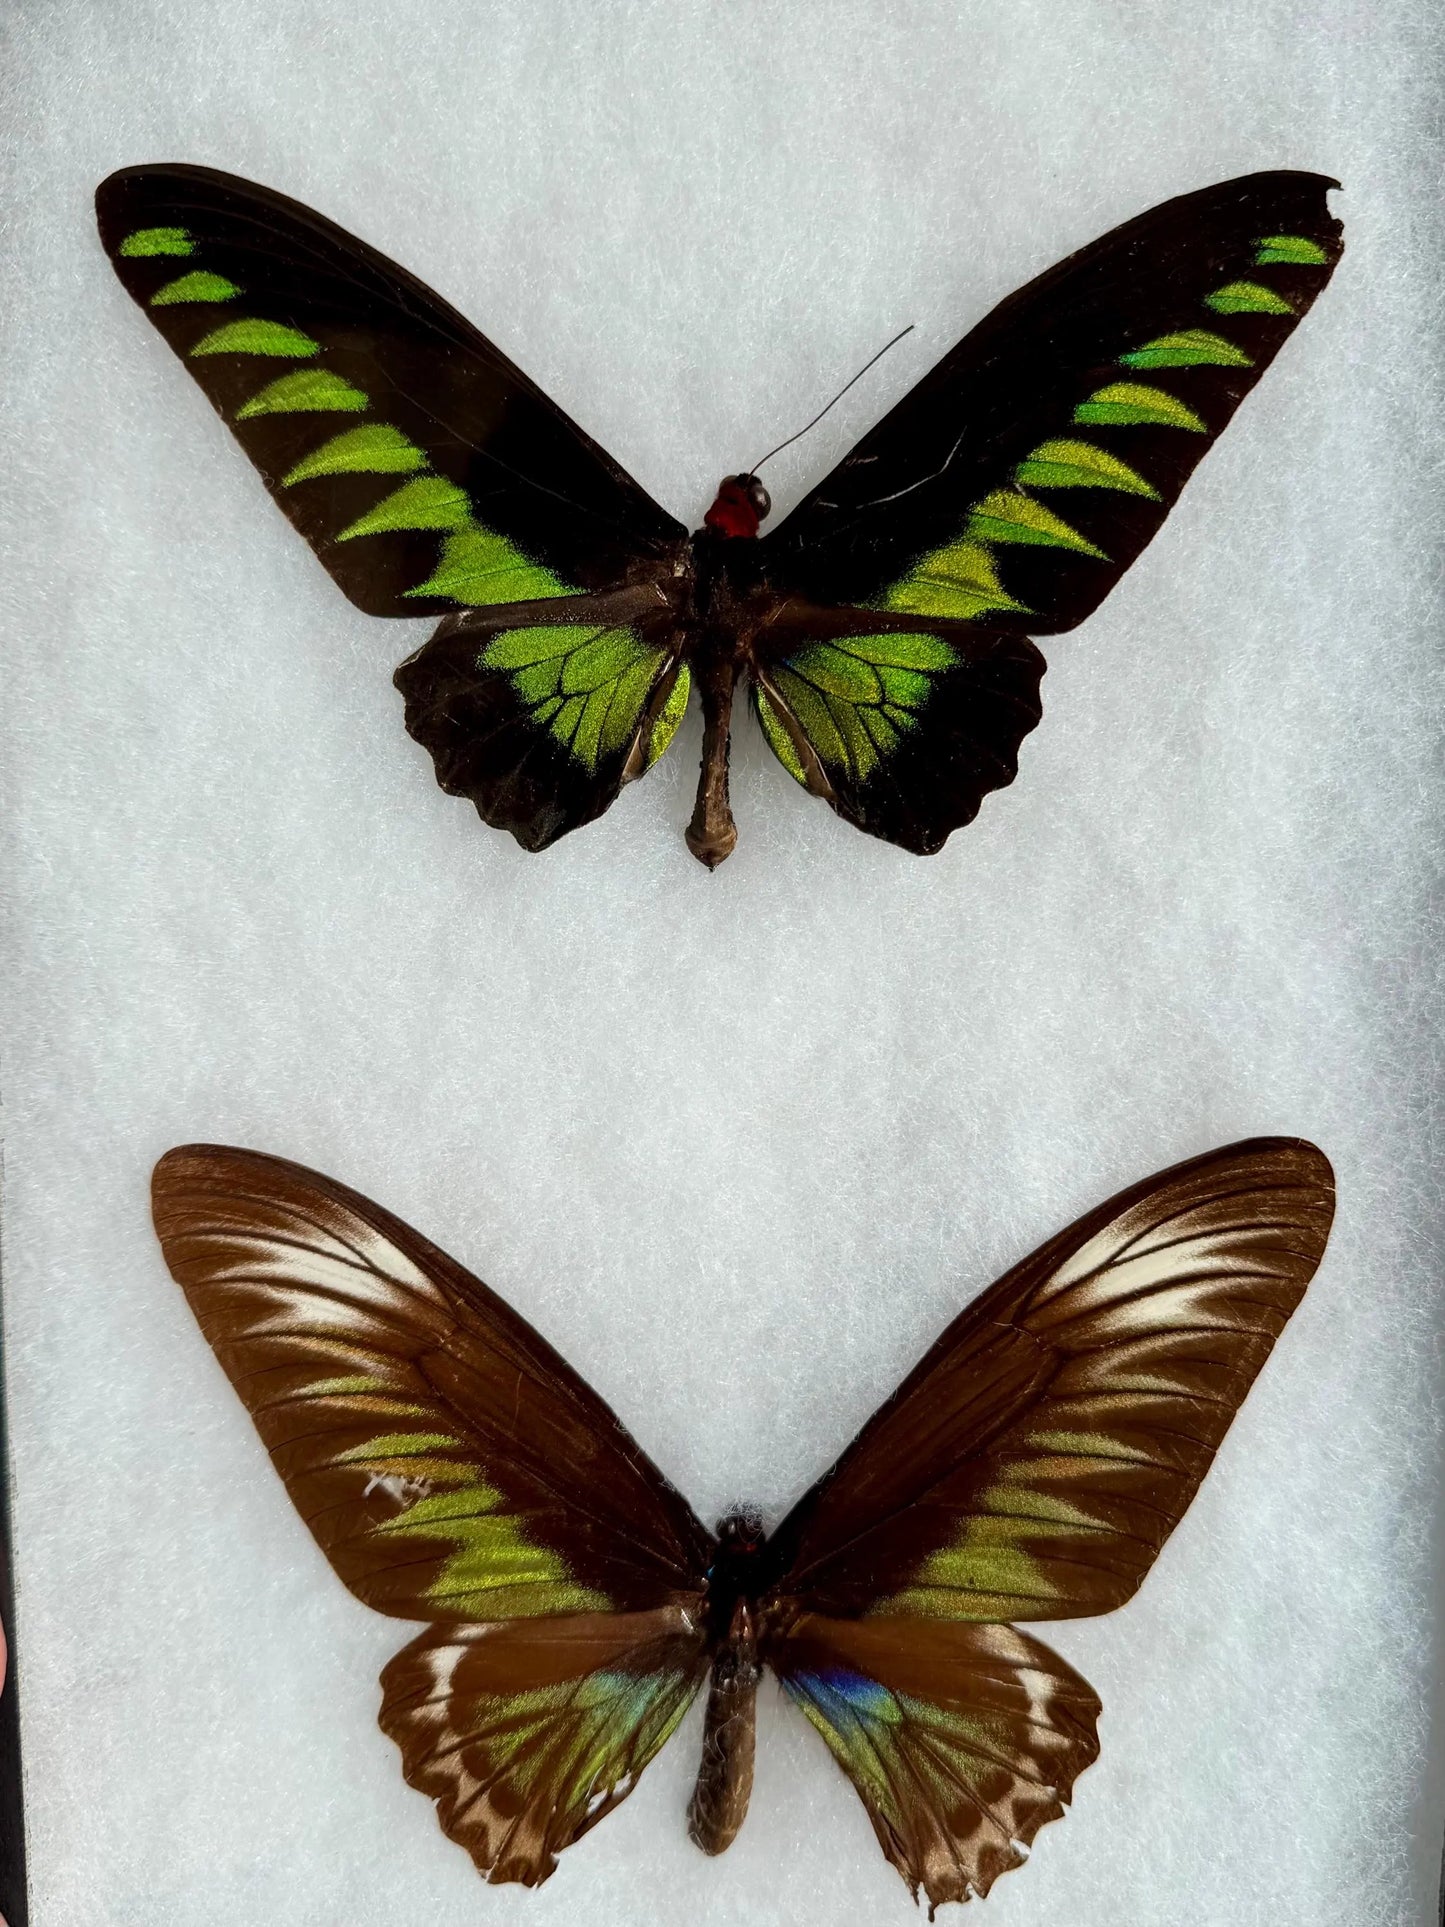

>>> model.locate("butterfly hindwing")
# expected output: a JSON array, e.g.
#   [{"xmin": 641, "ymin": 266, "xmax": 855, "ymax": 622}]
[
  {"xmin": 751, "ymin": 617, "xmax": 1045, "ymax": 852},
  {"xmin": 379, "ymin": 1612, "xmax": 709, "ymax": 1886},
  {"xmin": 394, "ymin": 599, "xmax": 691, "ymax": 850},
  {"xmin": 766, "ymin": 1615, "xmax": 1100, "ymax": 1913},
  {"xmin": 97, "ymin": 165, "xmax": 687, "ymax": 617},
  {"xmin": 764, "ymin": 1138, "xmax": 1335, "ymax": 1624},
  {"xmin": 761, "ymin": 172, "xmax": 1341, "ymax": 632}
]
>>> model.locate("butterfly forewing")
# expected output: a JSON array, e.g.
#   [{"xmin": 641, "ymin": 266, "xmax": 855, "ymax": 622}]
[
  {"xmin": 761, "ymin": 173, "xmax": 1341, "ymax": 627},
  {"xmin": 763, "ymin": 1138, "xmax": 1334, "ymax": 1624},
  {"xmin": 151, "ymin": 1146, "xmax": 712, "ymax": 1617},
  {"xmin": 97, "ymin": 165, "xmax": 687, "ymax": 617}
]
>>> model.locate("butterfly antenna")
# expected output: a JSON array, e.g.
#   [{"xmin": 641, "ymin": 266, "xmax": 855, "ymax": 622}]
[{"xmin": 748, "ymin": 325, "xmax": 915, "ymax": 474}]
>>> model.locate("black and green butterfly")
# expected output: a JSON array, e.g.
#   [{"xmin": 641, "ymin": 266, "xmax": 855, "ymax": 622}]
[{"xmin": 98, "ymin": 166, "xmax": 1341, "ymax": 865}]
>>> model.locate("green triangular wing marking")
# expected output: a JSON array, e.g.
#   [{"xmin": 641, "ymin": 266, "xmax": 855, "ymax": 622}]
[
  {"xmin": 115, "ymin": 218, "xmax": 584, "ymax": 611},
  {"xmin": 967, "ymin": 490, "xmax": 1107, "ymax": 557},
  {"xmin": 1014, "ymin": 439, "xmax": 1160, "ymax": 498},
  {"xmin": 1255, "ymin": 233, "xmax": 1329, "ymax": 265},
  {"xmin": 1120, "ymin": 328, "xmax": 1253, "ymax": 369},
  {"xmin": 408, "ymin": 528, "xmax": 567, "ymax": 604},
  {"xmin": 189, "ymin": 317, "xmax": 321, "ymax": 358},
  {"xmin": 338, "ymin": 475, "xmax": 474, "ymax": 539},
  {"xmin": 150, "ymin": 270, "xmax": 240, "ymax": 306},
  {"xmin": 479, "ymin": 625, "xmax": 680, "ymax": 773},
  {"xmin": 1205, "ymin": 279, "xmax": 1294, "ymax": 315},
  {"xmin": 765, "ymin": 632, "xmax": 957, "ymax": 786},
  {"xmin": 236, "ymin": 369, "xmax": 370, "ymax": 417},
  {"xmin": 878, "ymin": 537, "xmax": 1029, "ymax": 621},
  {"xmin": 1072, "ymin": 382, "xmax": 1206, "ymax": 432},
  {"xmin": 283, "ymin": 424, "xmax": 429, "ymax": 485},
  {"xmin": 119, "ymin": 226, "xmax": 192, "ymax": 257}
]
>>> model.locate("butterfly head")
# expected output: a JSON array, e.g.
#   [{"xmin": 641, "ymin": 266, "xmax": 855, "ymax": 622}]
[{"xmin": 703, "ymin": 474, "xmax": 771, "ymax": 539}]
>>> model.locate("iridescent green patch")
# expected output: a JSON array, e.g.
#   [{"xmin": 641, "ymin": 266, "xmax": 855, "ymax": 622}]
[
  {"xmin": 236, "ymin": 369, "xmax": 370, "ymax": 417},
  {"xmin": 373, "ymin": 1482, "xmax": 608, "ymax": 1617},
  {"xmin": 1014, "ymin": 438, "xmax": 1159, "ymax": 498},
  {"xmin": 878, "ymin": 1536, "xmax": 1062, "ymax": 1621},
  {"xmin": 643, "ymin": 665, "xmax": 691, "ymax": 770},
  {"xmin": 1121, "ymin": 329, "xmax": 1252, "ymax": 370},
  {"xmin": 298, "ymin": 1373, "xmax": 391, "ymax": 1398},
  {"xmin": 190, "ymin": 318, "xmax": 320, "ymax": 359},
  {"xmin": 407, "ymin": 527, "xmax": 567, "ymax": 604},
  {"xmin": 283, "ymin": 424, "xmax": 428, "ymax": 485},
  {"xmin": 755, "ymin": 685, "xmax": 807, "ymax": 785},
  {"xmin": 119, "ymin": 226, "xmax": 192, "ymax": 257},
  {"xmin": 334, "ymin": 1430, "xmax": 461, "ymax": 1464},
  {"xmin": 967, "ymin": 489, "xmax": 1106, "ymax": 557},
  {"xmin": 1206, "ymin": 279, "xmax": 1294, "ymax": 316},
  {"xmin": 1024, "ymin": 1425, "xmax": 1160, "ymax": 1464},
  {"xmin": 879, "ymin": 536, "xmax": 1029, "ymax": 621},
  {"xmin": 768, "ymin": 631, "xmax": 955, "ymax": 785},
  {"xmin": 149, "ymin": 270, "xmax": 240, "ymax": 307},
  {"xmin": 1072, "ymin": 381, "xmax": 1206, "ymax": 432},
  {"xmin": 338, "ymin": 475, "xmax": 472, "ymax": 539},
  {"xmin": 479, "ymin": 625, "xmax": 672, "ymax": 772},
  {"xmin": 465, "ymin": 1665, "xmax": 698, "ymax": 1808},
  {"xmin": 1255, "ymin": 233, "xmax": 1328, "ymax": 265}
]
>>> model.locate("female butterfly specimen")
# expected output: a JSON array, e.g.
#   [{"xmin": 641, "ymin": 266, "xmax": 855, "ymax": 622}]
[
  {"xmin": 98, "ymin": 167, "xmax": 1341, "ymax": 865},
  {"xmin": 151, "ymin": 1137, "xmax": 1333, "ymax": 1912}
]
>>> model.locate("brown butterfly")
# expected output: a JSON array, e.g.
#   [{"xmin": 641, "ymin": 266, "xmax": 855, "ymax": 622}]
[{"xmin": 151, "ymin": 1137, "xmax": 1333, "ymax": 1911}]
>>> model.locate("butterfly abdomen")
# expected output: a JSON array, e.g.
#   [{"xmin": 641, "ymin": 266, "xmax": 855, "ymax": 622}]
[
  {"xmin": 687, "ymin": 1598, "xmax": 760, "ymax": 1855},
  {"xmin": 687, "ymin": 1511, "xmax": 768, "ymax": 1852}
]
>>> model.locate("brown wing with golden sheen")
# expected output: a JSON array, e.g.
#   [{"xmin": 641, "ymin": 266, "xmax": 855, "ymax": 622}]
[
  {"xmin": 758, "ymin": 1138, "xmax": 1332, "ymax": 1914},
  {"xmin": 152, "ymin": 1145, "xmax": 711, "ymax": 1621},
  {"xmin": 765, "ymin": 1138, "xmax": 1334, "ymax": 1623}
]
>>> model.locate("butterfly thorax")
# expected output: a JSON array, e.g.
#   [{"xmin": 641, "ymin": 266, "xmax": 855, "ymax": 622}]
[{"xmin": 688, "ymin": 1511, "xmax": 766, "ymax": 1857}]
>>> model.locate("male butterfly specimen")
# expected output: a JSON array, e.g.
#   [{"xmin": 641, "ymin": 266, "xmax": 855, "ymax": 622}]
[
  {"xmin": 99, "ymin": 167, "xmax": 1341, "ymax": 865},
  {"xmin": 151, "ymin": 1137, "xmax": 1333, "ymax": 1911}
]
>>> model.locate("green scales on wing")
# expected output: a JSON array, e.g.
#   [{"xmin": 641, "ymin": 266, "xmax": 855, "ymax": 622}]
[
  {"xmin": 755, "ymin": 632, "xmax": 957, "ymax": 789},
  {"xmin": 860, "ymin": 233, "xmax": 1333, "ymax": 631},
  {"xmin": 476, "ymin": 627, "xmax": 691, "ymax": 777},
  {"xmin": 102, "ymin": 191, "xmax": 691, "ymax": 797},
  {"xmin": 103, "ymin": 168, "xmax": 1341, "ymax": 860},
  {"xmin": 311, "ymin": 1383, "xmax": 610, "ymax": 1619},
  {"xmin": 111, "ymin": 220, "xmax": 591, "ymax": 611},
  {"xmin": 750, "ymin": 205, "xmax": 1338, "ymax": 854}
]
